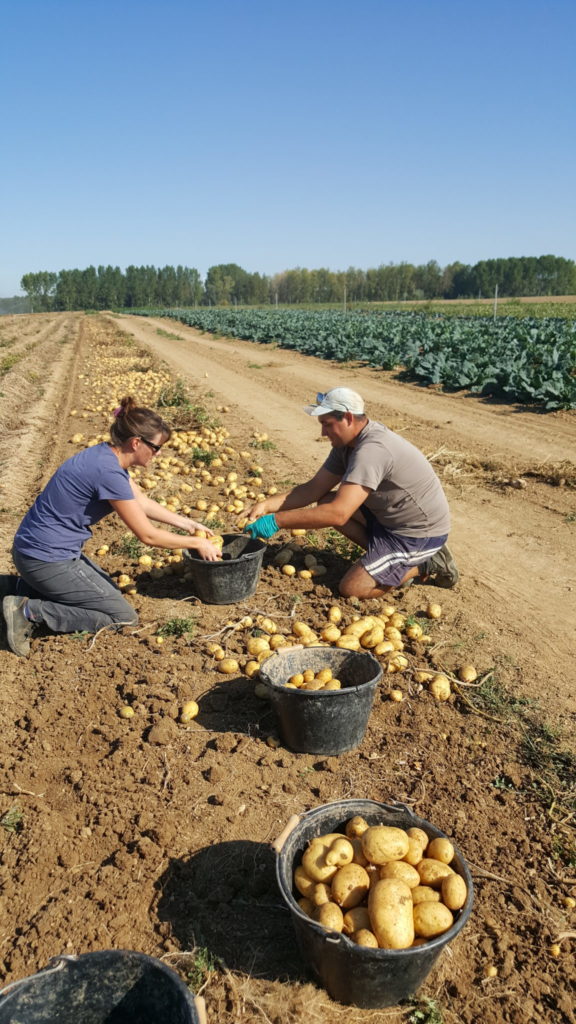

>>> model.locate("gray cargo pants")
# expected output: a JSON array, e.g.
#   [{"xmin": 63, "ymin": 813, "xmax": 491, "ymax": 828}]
[{"xmin": 12, "ymin": 548, "xmax": 138, "ymax": 634}]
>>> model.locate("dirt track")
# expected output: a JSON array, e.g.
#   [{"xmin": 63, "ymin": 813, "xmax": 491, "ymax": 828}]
[{"xmin": 0, "ymin": 312, "xmax": 574, "ymax": 1024}]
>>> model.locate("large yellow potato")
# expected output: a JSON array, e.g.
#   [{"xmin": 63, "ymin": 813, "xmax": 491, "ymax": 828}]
[
  {"xmin": 407, "ymin": 827, "xmax": 429, "ymax": 848},
  {"xmin": 413, "ymin": 901, "xmax": 454, "ymax": 938},
  {"xmin": 416, "ymin": 858, "xmax": 454, "ymax": 889},
  {"xmin": 325, "ymin": 837, "xmax": 354, "ymax": 867},
  {"xmin": 331, "ymin": 863, "xmax": 370, "ymax": 909},
  {"xmin": 379, "ymin": 860, "xmax": 420, "ymax": 888},
  {"xmin": 427, "ymin": 837, "xmax": 454, "ymax": 865},
  {"xmin": 441, "ymin": 873, "xmax": 468, "ymax": 911},
  {"xmin": 352, "ymin": 929, "xmax": 379, "ymax": 948},
  {"xmin": 361, "ymin": 825, "xmax": 410, "ymax": 865},
  {"xmin": 311, "ymin": 882, "xmax": 332, "ymax": 907},
  {"xmin": 294, "ymin": 865, "xmax": 315, "ymax": 898},
  {"xmin": 368, "ymin": 878, "xmax": 415, "ymax": 949},
  {"xmin": 313, "ymin": 901, "xmax": 344, "ymax": 932},
  {"xmin": 342, "ymin": 906, "xmax": 371, "ymax": 935},
  {"xmin": 411, "ymin": 885, "xmax": 441, "ymax": 906},
  {"xmin": 345, "ymin": 815, "xmax": 369, "ymax": 839},
  {"xmin": 403, "ymin": 837, "xmax": 425, "ymax": 867},
  {"xmin": 301, "ymin": 834, "xmax": 345, "ymax": 882}
]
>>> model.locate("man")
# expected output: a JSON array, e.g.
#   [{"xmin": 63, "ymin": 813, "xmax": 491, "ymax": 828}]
[{"xmin": 244, "ymin": 387, "xmax": 458, "ymax": 598}]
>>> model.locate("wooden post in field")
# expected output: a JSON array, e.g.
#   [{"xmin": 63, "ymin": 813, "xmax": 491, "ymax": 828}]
[{"xmin": 493, "ymin": 284, "xmax": 498, "ymax": 320}]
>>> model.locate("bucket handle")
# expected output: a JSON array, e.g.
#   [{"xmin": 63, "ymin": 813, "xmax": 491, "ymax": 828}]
[
  {"xmin": 271, "ymin": 814, "xmax": 301, "ymax": 853},
  {"xmin": 0, "ymin": 958, "xmax": 67, "ymax": 998},
  {"xmin": 195, "ymin": 994, "xmax": 207, "ymax": 1024}
]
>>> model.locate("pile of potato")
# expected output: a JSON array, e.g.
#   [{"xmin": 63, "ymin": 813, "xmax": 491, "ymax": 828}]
[
  {"xmin": 294, "ymin": 816, "xmax": 467, "ymax": 949},
  {"xmin": 286, "ymin": 667, "xmax": 342, "ymax": 691}
]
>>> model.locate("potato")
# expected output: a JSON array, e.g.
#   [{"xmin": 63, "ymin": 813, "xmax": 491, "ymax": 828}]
[
  {"xmin": 301, "ymin": 834, "xmax": 344, "ymax": 882},
  {"xmin": 346, "ymin": 616, "xmax": 377, "ymax": 637},
  {"xmin": 331, "ymin": 864, "xmax": 370, "ymax": 909},
  {"xmin": 321, "ymin": 624, "xmax": 341, "ymax": 642},
  {"xmin": 411, "ymin": 885, "xmax": 441, "ymax": 906},
  {"xmin": 311, "ymin": 882, "xmax": 332, "ymax": 907},
  {"xmin": 427, "ymin": 837, "xmax": 454, "ymax": 865},
  {"xmin": 441, "ymin": 873, "xmax": 468, "ymax": 911},
  {"xmin": 360, "ymin": 626, "xmax": 384, "ymax": 648},
  {"xmin": 323, "ymin": 679, "xmax": 342, "ymax": 690},
  {"xmin": 335, "ymin": 635, "xmax": 361, "ymax": 651},
  {"xmin": 368, "ymin": 879, "xmax": 415, "ymax": 949},
  {"xmin": 352, "ymin": 929, "xmax": 379, "ymax": 948},
  {"xmin": 297, "ymin": 897, "xmax": 314, "ymax": 916},
  {"xmin": 328, "ymin": 606, "xmax": 342, "ymax": 624},
  {"xmin": 288, "ymin": 673, "xmax": 304, "ymax": 687},
  {"xmin": 325, "ymin": 838, "xmax": 354, "ymax": 867},
  {"xmin": 350, "ymin": 837, "xmax": 369, "ymax": 867},
  {"xmin": 413, "ymin": 901, "xmax": 454, "ymax": 938},
  {"xmin": 361, "ymin": 825, "xmax": 410, "ymax": 865},
  {"xmin": 342, "ymin": 906, "xmax": 371, "ymax": 935},
  {"xmin": 417, "ymin": 858, "xmax": 454, "ymax": 889},
  {"xmin": 294, "ymin": 865, "xmax": 315, "ymax": 898},
  {"xmin": 301, "ymin": 677, "xmax": 325, "ymax": 691},
  {"xmin": 407, "ymin": 827, "xmax": 429, "ymax": 849},
  {"xmin": 403, "ymin": 837, "xmax": 425, "ymax": 867},
  {"xmin": 379, "ymin": 860, "xmax": 420, "ymax": 888},
  {"xmin": 218, "ymin": 658, "xmax": 239, "ymax": 674},
  {"xmin": 315, "ymin": 667, "xmax": 333, "ymax": 684},
  {"xmin": 345, "ymin": 815, "xmax": 369, "ymax": 839},
  {"xmin": 313, "ymin": 902, "xmax": 344, "ymax": 932},
  {"xmin": 428, "ymin": 674, "xmax": 451, "ymax": 701}
]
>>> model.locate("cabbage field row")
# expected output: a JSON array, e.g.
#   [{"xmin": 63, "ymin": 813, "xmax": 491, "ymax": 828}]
[{"xmin": 131, "ymin": 308, "xmax": 576, "ymax": 409}]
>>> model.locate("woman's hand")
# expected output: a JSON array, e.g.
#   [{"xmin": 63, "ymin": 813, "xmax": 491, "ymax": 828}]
[
  {"xmin": 193, "ymin": 538, "xmax": 222, "ymax": 561},
  {"xmin": 182, "ymin": 518, "xmax": 214, "ymax": 537}
]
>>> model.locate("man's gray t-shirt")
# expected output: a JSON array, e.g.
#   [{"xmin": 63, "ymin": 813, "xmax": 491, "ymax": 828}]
[{"xmin": 322, "ymin": 421, "xmax": 450, "ymax": 538}]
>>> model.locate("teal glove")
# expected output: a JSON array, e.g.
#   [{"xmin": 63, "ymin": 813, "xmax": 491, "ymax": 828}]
[{"xmin": 244, "ymin": 514, "xmax": 279, "ymax": 539}]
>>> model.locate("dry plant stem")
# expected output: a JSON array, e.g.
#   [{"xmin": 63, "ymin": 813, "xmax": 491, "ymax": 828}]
[
  {"xmin": 451, "ymin": 681, "xmax": 503, "ymax": 723},
  {"xmin": 87, "ymin": 620, "xmax": 139, "ymax": 649},
  {"xmin": 553, "ymin": 930, "xmax": 576, "ymax": 942},
  {"xmin": 469, "ymin": 863, "xmax": 541, "ymax": 911}
]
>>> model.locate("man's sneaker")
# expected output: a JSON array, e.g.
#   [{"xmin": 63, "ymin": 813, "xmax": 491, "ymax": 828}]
[
  {"xmin": 422, "ymin": 545, "xmax": 459, "ymax": 588},
  {"xmin": 3, "ymin": 596, "xmax": 33, "ymax": 657}
]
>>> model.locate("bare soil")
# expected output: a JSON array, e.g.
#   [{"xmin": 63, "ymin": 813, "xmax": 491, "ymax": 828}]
[{"xmin": 0, "ymin": 312, "xmax": 574, "ymax": 1024}]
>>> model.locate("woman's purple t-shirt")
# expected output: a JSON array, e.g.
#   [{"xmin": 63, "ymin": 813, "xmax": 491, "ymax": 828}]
[{"xmin": 14, "ymin": 443, "xmax": 133, "ymax": 561}]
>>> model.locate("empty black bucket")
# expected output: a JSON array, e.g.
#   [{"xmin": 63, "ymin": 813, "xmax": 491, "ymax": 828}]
[
  {"xmin": 275, "ymin": 798, "xmax": 474, "ymax": 1008},
  {"xmin": 258, "ymin": 648, "xmax": 382, "ymax": 755},
  {"xmin": 183, "ymin": 533, "xmax": 265, "ymax": 604},
  {"xmin": 0, "ymin": 950, "xmax": 200, "ymax": 1024}
]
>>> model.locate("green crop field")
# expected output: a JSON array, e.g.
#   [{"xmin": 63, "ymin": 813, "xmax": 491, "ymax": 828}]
[{"xmin": 131, "ymin": 307, "xmax": 576, "ymax": 410}]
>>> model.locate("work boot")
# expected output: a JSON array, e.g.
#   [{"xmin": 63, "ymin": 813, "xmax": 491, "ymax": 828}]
[
  {"xmin": 421, "ymin": 545, "xmax": 459, "ymax": 588},
  {"xmin": 3, "ymin": 596, "xmax": 33, "ymax": 657}
]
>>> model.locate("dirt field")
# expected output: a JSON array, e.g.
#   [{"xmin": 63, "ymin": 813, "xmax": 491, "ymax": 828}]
[{"xmin": 0, "ymin": 311, "xmax": 574, "ymax": 1024}]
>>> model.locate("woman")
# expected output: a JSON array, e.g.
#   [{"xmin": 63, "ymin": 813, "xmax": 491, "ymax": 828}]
[{"xmin": 2, "ymin": 396, "xmax": 221, "ymax": 657}]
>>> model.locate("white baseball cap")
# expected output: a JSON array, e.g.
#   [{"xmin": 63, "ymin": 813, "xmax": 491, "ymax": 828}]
[{"xmin": 305, "ymin": 387, "xmax": 365, "ymax": 417}]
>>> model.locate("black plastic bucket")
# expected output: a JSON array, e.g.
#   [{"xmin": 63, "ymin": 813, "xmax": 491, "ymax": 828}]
[
  {"xmin": 275, "ymin": 799, "xmax": 474, "ymax": 1008},
  {"xmin": 258, "ymin": 648, "xmax": 382, "ymax": 755},
  {"xmin": 183, "ymin": 533, "xmax": 265, "ymax": 604},
  {"xmin": 0, "ymin": 950, "xmax": 200, "ymax": 1024}
]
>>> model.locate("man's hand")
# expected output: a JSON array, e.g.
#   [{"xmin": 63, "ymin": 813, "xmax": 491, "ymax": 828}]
[
  {"xmin": 243, "ymin": 514, "xmax": 279, "ymax": 540},
  {"xmin": 246, "ymin": 499, "xmax": 270, "ymax": 521}
]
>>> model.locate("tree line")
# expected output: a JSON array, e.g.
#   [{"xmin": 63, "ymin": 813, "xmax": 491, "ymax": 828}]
[{"xmin": 19, "ymin": 255, "xmax": 576, "ymax": 312}]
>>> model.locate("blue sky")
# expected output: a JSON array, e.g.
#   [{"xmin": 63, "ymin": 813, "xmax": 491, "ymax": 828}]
[{"xmin": 1, "ymin": 0, "xmax": 575, "ymax": 296}]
